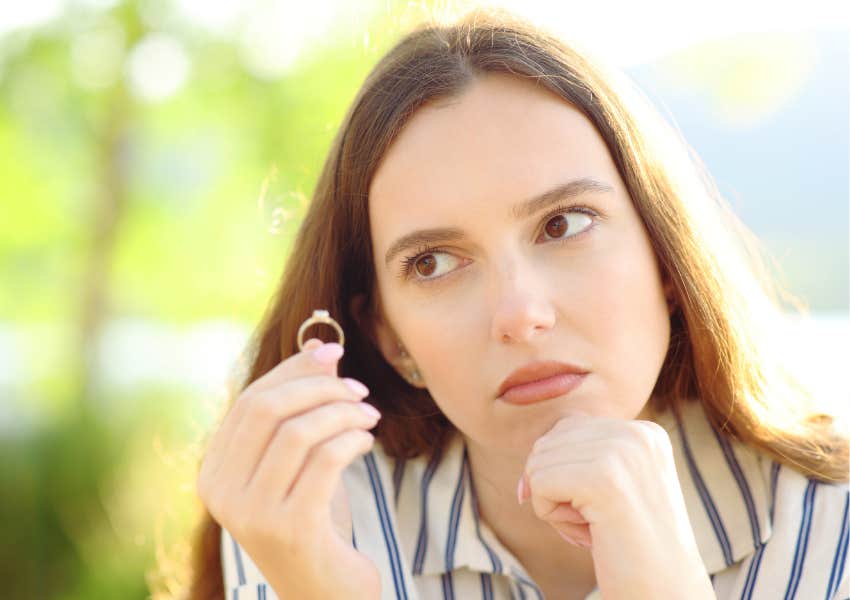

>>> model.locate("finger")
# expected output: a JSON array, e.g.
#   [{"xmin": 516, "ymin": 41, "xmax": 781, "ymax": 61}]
[
  {"xmin": 302, "ymin": 337, "xmax": 323, "ymax": 350},
  {"xmin": 215, "ymin": 375, "xmax": 370, "ymax": 487},
  {"xmin": 286, "ymin": 428, "xmax": 376, "ymax": 514},
  {"xmin": 526, "ymin": 459, "xmax": 595, "ymax": 522},
  {"xmin": 543, "ymin": 411, "xmax": 597, "ymax": 436},
  {"xmin": 222, "ymin": 339, "xmax": 346, "ymax": 440},
  {"xmin": 532, "ymin": 423, "xmax": 615, "ymax": 456},
  {"xmin": 247, "ymin": 400, "xmax": 381, "ymax": 497},
  {"xmin": 208, "ymin": 337, "xmax": 342, "ymax": 467},
  {"xmin": 544, "ymin": 501, "xmax": 588, "ymax": 524},
  {"xmin": 526, "ymin": 438, "xmax": 612, "ymax": 473},
  {"xmin": 246, "ymin": 339, "xmax": 344, "ymax": 395},
  {"xmin": 552, "ymin": 522, "xmax": 592, "ymax": 547},
  {"xmin": 227, "ymin": 343, "xmax": 345, "ymax": 441},
  {"xmin": 199, "ymin": 338, "xmax": 340, "ymax": 496}
]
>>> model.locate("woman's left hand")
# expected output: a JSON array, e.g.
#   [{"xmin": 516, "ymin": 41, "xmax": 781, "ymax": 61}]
[{"xmin": 518, "ymin": 411, "xmax": 715, "ymax": 599}]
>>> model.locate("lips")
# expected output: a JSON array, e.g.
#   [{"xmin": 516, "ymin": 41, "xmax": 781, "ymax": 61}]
[{"xmin": 497, "ymin": 360, "xmax": 589, "ymax": 404}]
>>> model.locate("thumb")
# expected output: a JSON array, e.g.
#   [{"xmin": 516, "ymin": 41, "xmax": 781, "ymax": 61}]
[
  {"xmin": 523, "ymin": 472, "xmax": 560, "ymax": 520},
  {"xmin": 544, "ymin": 501, "xmax": 588, "ymax": 524},
  {"xmin": 302, "ymin": 337, "xmax": 341, "ymax": 377}
]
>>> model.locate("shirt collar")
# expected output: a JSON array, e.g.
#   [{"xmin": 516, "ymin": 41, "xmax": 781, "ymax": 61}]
[{"xmin": 407, "ymin": 398, "xmax": 774, "ymax": 578}]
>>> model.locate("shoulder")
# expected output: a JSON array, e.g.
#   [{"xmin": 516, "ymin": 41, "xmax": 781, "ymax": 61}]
[
  {"xmin": 726, "ymin": 456, "xmax": 849, "ymax": 599},
  {"xmin": 761, "ymin": 455, "xmax": 848, "ymax": 536}
]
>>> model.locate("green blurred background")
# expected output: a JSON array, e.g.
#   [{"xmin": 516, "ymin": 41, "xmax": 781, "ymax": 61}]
[{"xmin": 1, "ymin": 0, "xmax": 847, "ymax": 598}]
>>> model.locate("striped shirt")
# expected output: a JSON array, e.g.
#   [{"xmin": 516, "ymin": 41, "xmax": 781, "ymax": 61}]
[{"xmin": 221, "ymin": 399, "xmax": 849, "ymax": 599}]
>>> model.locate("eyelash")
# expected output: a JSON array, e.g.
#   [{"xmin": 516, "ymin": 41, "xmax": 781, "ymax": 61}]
[{"xmin": 397, "ymin": 203, "xmax": 599, "ymax": 284}]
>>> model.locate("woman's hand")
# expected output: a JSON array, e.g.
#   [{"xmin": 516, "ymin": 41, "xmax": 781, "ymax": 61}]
[
  {"xmin": 197, "ymin": 338, "xmax": 382, "ymax": 600},
  {"xmin": 518, "ymin": 411, "xmax": 715, "ymax": 599}
]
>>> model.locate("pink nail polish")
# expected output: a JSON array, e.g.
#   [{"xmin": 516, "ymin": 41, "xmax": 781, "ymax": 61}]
[
  {"xmin": 343, "ymin": 378, "xmax": 370, "ymax": 396},
  {"xmin": 313, "ymin": 343, "xmax": 343, "ymax": 363},
  {"xmin": 359, "ymin": 403, "xmax": 381, "ymax": 419},
  {"xmin": 557, "ymin": 531, "xmax": 579, "ymax": 547},
  {"xmin": 520, "ymin": 473, "xmax": 530, "ymax": 503}
]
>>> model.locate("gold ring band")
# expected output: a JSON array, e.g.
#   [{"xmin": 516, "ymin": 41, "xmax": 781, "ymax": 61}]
[{"xmin": 297, "ymin": 309, "xmax": 345, "ymax": 351}]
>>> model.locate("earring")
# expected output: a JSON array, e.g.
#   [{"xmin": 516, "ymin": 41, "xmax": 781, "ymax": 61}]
[{"xmin": 396, "ymin": 341, "xmax": 422, "ymax": 384}]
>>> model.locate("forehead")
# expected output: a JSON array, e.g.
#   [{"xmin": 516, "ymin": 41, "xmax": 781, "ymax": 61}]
[{"xmin": 368, "ymin": 73, "xmax": 617, "ymax": 248}]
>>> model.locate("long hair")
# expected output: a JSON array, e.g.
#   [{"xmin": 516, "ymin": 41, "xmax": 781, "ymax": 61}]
[{"xmin": 176, "ymin": 8, "xmax": 848, "ymax": 599}]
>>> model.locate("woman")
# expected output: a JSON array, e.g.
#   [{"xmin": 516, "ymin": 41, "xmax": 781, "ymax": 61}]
[{"xmin": 189, "ymin": 8, "xmax": 848, "ymax": 600}]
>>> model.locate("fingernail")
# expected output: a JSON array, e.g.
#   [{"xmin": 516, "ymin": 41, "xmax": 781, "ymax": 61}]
[
  {"xmin": 557, "ymin": 531, "xmax": 592, "ymax": 548},
  {"xmin": 557, "ymin": 531, "xmax": 580, "ymax": 547},
  {"xmin": 302, "ymin": 338, "xmax": 322, "ymax": 350},
  {"xmin": 313, "ymin": 343, "xmax": 343, "ymax": 363},
  {"xmin": 359, "ymin": 403, "xmax": 381, "ymax": 419},
  {"xmin": 517, "ymin": 477, "xmax": 525, "ymax": 505},
  {"xmin": 547, "ymin": 502, "xmax": 585, "ymax": 523},
  {"xmin": 343, "ymin": 377, "xmax": 370, "ymax": 397},
  {"xmin": 520, "ymin": 473, "xmax": 530, "ymax": 503}
]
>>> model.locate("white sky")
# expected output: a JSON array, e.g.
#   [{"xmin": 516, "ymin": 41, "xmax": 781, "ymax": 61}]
[
  {"xmin": 1, "ymin": 0, "xmax": 847, "ymax": 68},
  {"xmin": 488, "ymin": 0, "xmax": 849, "ymax": 66}
]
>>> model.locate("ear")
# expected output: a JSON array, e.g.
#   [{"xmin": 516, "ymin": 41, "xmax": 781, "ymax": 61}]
[{"xmin": 349, "ymin": 293, "xmax": 426, "ymax": 388}]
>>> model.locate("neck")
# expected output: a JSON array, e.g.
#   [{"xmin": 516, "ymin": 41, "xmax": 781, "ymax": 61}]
[{"xmin": 465, "ymin": 434, "xmax": 597, "ymax": 588}]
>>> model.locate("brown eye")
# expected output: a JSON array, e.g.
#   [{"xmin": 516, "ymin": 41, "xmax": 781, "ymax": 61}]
[
  {"xmin": 544, "ymin": 214, "xmax": 568, "ymax": 238},
  {"xmin": 401, "ymin": 248, "xmax": 462, "ymax": 282},
  {"xmin": 541, "ymin": 210, "xmax": 594, "ymax": 242},
  {"xmin": 415, "ymin": 255, "xmax": 437, "ymax": 277}
]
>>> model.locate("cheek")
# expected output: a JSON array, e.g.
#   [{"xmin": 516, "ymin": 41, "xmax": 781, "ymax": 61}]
[
  {"xmin": 573, "ymin": 240, "xmax": 671, "ymax": 399},
  {"xmin": 417, "ymin": 332, "xmax": 479, "ymax": 397},
  {"xmin": 397, "ymin": 310, "xmax": 490, "ymax": 433}
]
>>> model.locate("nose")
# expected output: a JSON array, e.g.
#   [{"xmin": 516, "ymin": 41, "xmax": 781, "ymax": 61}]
[{"xmin": 489, "ymin": 259, "xmax": 556, "ymax": 345}]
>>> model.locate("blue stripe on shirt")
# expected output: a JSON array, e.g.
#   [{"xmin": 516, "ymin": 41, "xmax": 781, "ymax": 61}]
[
  {"xmin": 466, "ymin": 445, "xmax": 504, "ymax": 574},
  {"xmin": 441, "ymin": 571, "xmax": 455, "ymax": 600},
  {"xmin": 393, "ymin": 458, "xmax": 406, "ymax": 506},
  {"xmin": 826, "ymin": 491, "xmax": 849, "ymax": 599},
  {"xmin": 674, "ymin": 408, "xmax": 734, "ymax": 565},
  {"xmin": 712, "ymin": 427, "xmax": 762, "ymax": 547},
  {"xmin": 515, "ymin": 579, "xmax": 527, "ymax": 600},
  {"xmin": 413, "ymin": 446, "xmax": 444, "ymax": 575},
  {"xmin": 741, "ymin": 542, "xmax": 768, "ymax": 599},
  {"xmin": 510, "ymin": 567, "xmax": 542, "ymax": 600},
  {"xmin": 364, "ymin": 452, "xmax": 410, "ymax": 600},
  {"xmin": 769, "ymin": 461, "xmax": 781, "ymax": 523},
  {"xmin": 784, "ymin": 480, "xmax": 817, "ymax": 600},
  {"xmin": 231, "ymin": 536, "xmax": 246, "ymax": 586},
  {"xmin": 445, "ymin": 452, "xmax": 467, "ymax": 571},
  {"xmin": 480, "ymin": 572, "xmax": 494, "ymax": 600}
]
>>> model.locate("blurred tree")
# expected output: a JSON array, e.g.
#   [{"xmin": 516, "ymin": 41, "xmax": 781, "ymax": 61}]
[{"xmin": 0, "ymin": 0, "xmax": 398, "ymax": 597}]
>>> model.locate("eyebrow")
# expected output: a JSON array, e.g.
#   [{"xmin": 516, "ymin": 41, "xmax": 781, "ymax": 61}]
[{"xmin": 383, "ymin": 177, "xmax": 615, "ymax": 267}]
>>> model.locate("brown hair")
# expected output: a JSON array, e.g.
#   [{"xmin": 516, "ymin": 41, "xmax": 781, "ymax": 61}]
[{"xmin": 174, "ymin": 7, "xmax": 848, "ymax": 599}]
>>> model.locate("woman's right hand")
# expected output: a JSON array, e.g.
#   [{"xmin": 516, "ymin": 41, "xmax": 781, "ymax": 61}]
[{"xmin": 197, "ymin": 337, "xmax": 382, "ymax": 600}]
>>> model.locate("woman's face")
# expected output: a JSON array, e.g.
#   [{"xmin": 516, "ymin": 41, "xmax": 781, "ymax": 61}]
[{"xmin": 365, "ymin": 73, "xmax": 674, "ymax": 451}]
